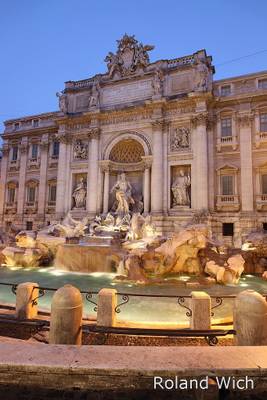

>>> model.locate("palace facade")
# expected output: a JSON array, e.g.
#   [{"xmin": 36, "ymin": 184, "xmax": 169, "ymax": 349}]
[{"xmin": 1, "ymin": 34, "xmax": 267, "ymax": 246}]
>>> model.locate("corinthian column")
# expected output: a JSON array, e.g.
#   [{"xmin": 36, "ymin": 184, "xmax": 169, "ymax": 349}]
[
  {"xmin": 99, "ymin": 161, "xmax": 111, "ymax": 214},
  {"xmin": 142, "ymin": 156, "xmax": 152, "ymax": 214},
  {"xmin": 37, "ymin": 134, "xmax": 49, "ymax": 218},
  {"xmin": 87, "ymin": 128, "xmax": 100, "ymax": 215},
  {"xmin": 17, "ymin": 138, "xmax": 28, "ymax": 220},
  {"xmin": 151, "ymin": 120, "xmax": 164, "ymax": 214},
  {"xmin": 55, "ymin": 127, "xmax": 69, "ymax": 218},
  {"xmin": 191, "ymin": 113, "xmax": 208, "ymax": 210},
  {"xmin": 238, "ymin": 113, "xmax": 254, "ymax": 211},
  {"xmin": 0, "ymin": 144, "xmax": 9, "ymax": 222}
]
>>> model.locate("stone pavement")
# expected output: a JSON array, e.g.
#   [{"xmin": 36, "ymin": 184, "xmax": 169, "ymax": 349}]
[{"xmin": 0, "ymin": 343, "xmax": 266, "ymax": 399}]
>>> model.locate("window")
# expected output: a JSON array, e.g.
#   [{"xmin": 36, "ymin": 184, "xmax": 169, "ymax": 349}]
[
  {"xmin": 31, "ymin": 144, "xmax": 38, "ymax": 159},
  {"xmin": 49, "ymin": 184, "xmax": 57, "ymax": 203},
  {"xmin": 263, "ymin": 223, "xmax": 267, "ymax": 231},
  {"xmin": 11, "ymin": 146, "xmax": 18, "ymax": 161},
  {"xmin": 221, "ymin": 85, "xmax": 231, "ymax": 96},
  {"xmin": 260, "ymin": 113, "xmax": 267, "ymax": 132},
  {"xmin": 221, "ymin": 118, "xmax": 232, "ymax": 137},
  {"xmin": 33, "ymin": 119, "xmax": 39, "ymax": 127},
  {"xmin": 52, "ymin": 141, "xmax": 60, "ymax": 157},
  {"xmin": 223, "ymin": 223, "xmax": 234, "ymax": 236},
  {"xmin": 262, "ymin": 174, "xmax": 267, "ymax": 194},
  {"xmin": 26, "ymin": 221, "xmax": 33, "ymax": 231},
  {"xmin": 27, "ymin": 186, "xmax": 36, "ymax": 203},
  {"xmin": 7, "ymin": 187, "xmax": 15, "ymax": 203},
  {"xmin": 221, "ymin": 175, "xmax": 234, "ymax": 195},
  {"xmin": 14, "ymin": 123, "xmax": 19, "ymax": 130},
  {"xmin": 258, "ymin": 79, "xmax": 267, "ymax": 89}
]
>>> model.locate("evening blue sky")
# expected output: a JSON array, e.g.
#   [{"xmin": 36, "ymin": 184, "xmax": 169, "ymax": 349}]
[{"xmin": 0, "ymin": 0, "xmax": 267, "ymax": 131}]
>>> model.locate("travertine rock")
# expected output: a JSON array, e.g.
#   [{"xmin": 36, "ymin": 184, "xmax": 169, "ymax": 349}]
[
  {"xmin": 15, "ymin": 231, "xmax": 37, "ymax": 248},
  {"xmin": 2, "ymin": 246, "xmax": 42, "ymax": 267},
  {"xmin": 154, "ymin": 225, "xmax": 209, "ymax": 275},
  {"xmin": 204, "ymin": 254, "xmax": 245, "ymax": 285}
]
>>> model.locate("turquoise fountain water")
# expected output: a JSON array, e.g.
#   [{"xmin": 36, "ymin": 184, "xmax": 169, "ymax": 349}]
[{"xmin": 0, "ymin": 266, "xmax": 266, "ymax": 325}]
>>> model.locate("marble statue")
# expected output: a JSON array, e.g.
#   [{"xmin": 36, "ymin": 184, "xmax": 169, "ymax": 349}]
[
  {"xmin": 152, "ymin": 69, "xmax": 164, "ymax": 96},
  {"xmin": 172, "ymin": 169, "xmax": 191, "ymax": 206},
  {"xmin": 89, "ymin": 79, "xmax": 100, "ymax": 107},
  {"xmin": 56, "ymin": 91, "xmax": 68, "ymax": 113},
  {"xmin": 73, "ymin": 140, "xmax": 88, "ymax": 159},
  {"xmin": 72, "ymin": 178, "xmax": 87, "ymax": 209},
  {"xmin": 194, "ymin": 58, "xmax": 210, "ymax": 92},
  {"xmin": 110, "ymin": 173, "xmax": 134, "ymax": 214},
  {"xmin": 104, "ymin": 52, "xmax": 123, "ymax": 78}
]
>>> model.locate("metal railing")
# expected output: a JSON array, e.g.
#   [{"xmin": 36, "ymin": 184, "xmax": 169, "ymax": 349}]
[{"xmin": 1, "ymin": 282, "xmax": 266, "ymax": 318}]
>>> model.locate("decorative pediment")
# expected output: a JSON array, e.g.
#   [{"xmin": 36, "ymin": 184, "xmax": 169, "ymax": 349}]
[
  {"xmin": 216, "ymin": 163, "xmax": 239, "ymax": 172},
  {"xmin": 104, "ymin": 34, "xmax": 154, "ymax": 79}
]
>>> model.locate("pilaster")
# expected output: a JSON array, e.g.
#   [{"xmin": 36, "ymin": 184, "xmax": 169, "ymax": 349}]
[
  {"xmin": 191, "ymin": 113, "xmax": 208, "ymax": 210},
  {"xmin": 87, "ymin": 128, "xmax": 100, "ymax": 215},
  {"xmin": 0, "ymin": 144, "xmax": 9, "ymax": 222},
  {"xmin": 238, "ymin": 113, "xmax": 254, "ymax": 212},
  {"xmin": 151, "ymin": 119, "xmax": 164, "ymax": 214},
  {"xmin": 17, "ymin": 138, "xmax": 28, "ymax": 219},
  {"xmin": 37, "ymin": 134, "xmax": 49, "ymax": 218}
]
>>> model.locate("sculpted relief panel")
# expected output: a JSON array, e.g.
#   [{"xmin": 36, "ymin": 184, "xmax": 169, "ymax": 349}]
[
  {"xmin": 170, "ymin": 127, "xmax": 191, "ymax": 152},
  {"xmin": 73, "ymin": 140, "xmax": 88, "ymax": 160}
]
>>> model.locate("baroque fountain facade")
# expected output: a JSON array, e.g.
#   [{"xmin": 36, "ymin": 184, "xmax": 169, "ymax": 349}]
[{"xmin": 0, "ymin": 35, "xmax": 267, "ymax": 323}]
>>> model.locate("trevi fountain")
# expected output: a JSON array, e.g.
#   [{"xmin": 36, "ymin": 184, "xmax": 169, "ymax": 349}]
[{"xmin": 0, "ymin": 172, "xmax": 267, "ymax": 326}]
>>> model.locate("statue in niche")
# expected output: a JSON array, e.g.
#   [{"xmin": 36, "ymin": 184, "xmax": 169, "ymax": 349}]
[
  {"xmin": 56, "ymin": 91, "xmax": 68, "ymax": 113},
  {"xmin": 194, "ymin": 58, "xmax": 210, "ymax": 92},
  {"xmin": 89, "ymin": 79, "xmax": 100, "ymax": 108},
  {"xmin": 170, "ymin": 127, "xmax": 190, "ymax": 151},
  {"xmin": 73, "ymin": 140, "xmax": 88, "ymax": 159},
  {"xmin": 172, "ymin": 169, "xmax": 191, "ymax": 206},
  {"xmin": 72, "ymin": 177, "xmax": 87, "ymax": 209},
  {"xmin": 152, "ymin": 69, "xmax": 164, "ymax": 96},
  {"xmin": 110, "ymin": 172, "xmax": 135, "ymax": 215}
]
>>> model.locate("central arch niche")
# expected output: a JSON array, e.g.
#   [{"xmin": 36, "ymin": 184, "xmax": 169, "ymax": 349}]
[
  {"xmin": 109, "ymin": 139, "xmax": 145, "ymax": 163},
  {"xmin": 108, "ymin": 138, "xmax": 146, "ymax": 213}
]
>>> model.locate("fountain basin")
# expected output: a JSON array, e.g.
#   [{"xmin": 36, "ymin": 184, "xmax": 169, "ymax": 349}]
[{"xmin": 54, "ymin": 244, "xmax": 126, "ymax": 273}]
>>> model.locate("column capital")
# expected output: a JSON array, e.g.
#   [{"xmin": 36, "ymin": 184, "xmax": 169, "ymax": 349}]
[
  {"xmin": 2, "ymin": 144, "xmax": 9, "ymax": 156},
  {"xmin": 99, "ymin": 160, "xmax": 110, "ymax": 173},
  {"xmin": 141, "ymin": 155, "xmax": 153, "ymax": 169},
  {"xmin": 88, "ymin": 127, "xmax": 101, "ymax": 140},
  {"xmin": 237, "ymin": 113, "xmax": 254, "ymax": 128},
  {"xmin": 151, "ymin": 119, "xmax": 165, "ymax": 130},
  {"xmin": 191, "ymin": 112, "xmax": 208, "ymax": 128},
  {"xmin": 19, "ymin": 143, "xmax": 28, "ymax": 154}
]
